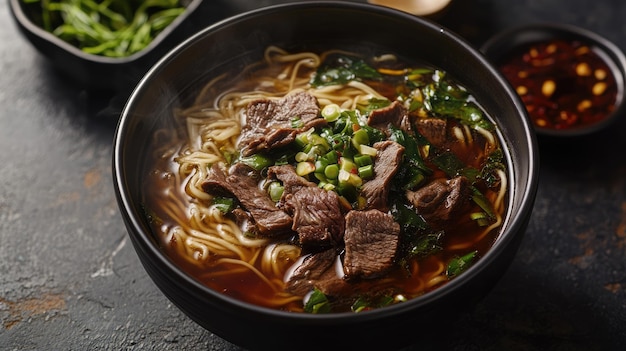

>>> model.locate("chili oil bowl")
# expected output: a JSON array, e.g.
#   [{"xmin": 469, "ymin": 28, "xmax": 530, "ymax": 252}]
[
  {"xmin": 481, "ymin": 23, "xmax": 626, "ymax": 138},
  {"xmin": 8, "ymin": 0, "xmax": 233, "ymax": 92},
  {"xmin": 113, "ymin": 2, "xmax": 539, "ymax": 350}
]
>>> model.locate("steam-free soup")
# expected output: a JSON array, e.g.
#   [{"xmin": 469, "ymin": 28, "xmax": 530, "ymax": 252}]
[{"xmin": 144, "ymin": 47, "xmax": 508, "ymax": 313}]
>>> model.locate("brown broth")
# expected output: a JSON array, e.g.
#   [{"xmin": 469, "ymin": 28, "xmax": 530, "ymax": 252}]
[
  {"xmin": 143, "ymin": 50, "xmax": 507, "ymax": 313},
  {"xmin": 145, "ymin": 124, "xmax": 502, "ymax": 312}
]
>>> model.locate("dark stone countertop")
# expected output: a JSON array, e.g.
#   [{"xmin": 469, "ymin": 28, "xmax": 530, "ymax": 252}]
[{"xmin": 1, "ymin": 0, "xmax": 625, "ymax": 350}]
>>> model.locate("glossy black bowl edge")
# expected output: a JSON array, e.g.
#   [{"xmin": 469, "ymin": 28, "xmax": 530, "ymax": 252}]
[
  {"xmin": 480, "ymin": 22, "xmax": 626, "ymax": 138},
  {"xmin": 113, "ymin": 2, "xmax": 539, "ymax": 350}
]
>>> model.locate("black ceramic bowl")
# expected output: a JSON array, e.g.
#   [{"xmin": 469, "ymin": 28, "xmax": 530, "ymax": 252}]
[
  {"xmin": 8, "ymin": 0, "xmax": 233, "ymax": 92},
  {"xmin": 481, "ymin": 23, "xmax": 626, "ymax": 138},
  {"xmin": 113, "ymin": 2, "xmax": 539, "ymax": 350}
]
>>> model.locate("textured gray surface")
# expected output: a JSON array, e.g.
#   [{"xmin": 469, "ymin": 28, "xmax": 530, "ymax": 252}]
[{"xmin": 1, "ymin": 0, "xmax": 625, "ymax": 350}]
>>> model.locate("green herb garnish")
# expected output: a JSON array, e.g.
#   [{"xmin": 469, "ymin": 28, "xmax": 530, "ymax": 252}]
[
  {"xmin": 446, "ymin": 251, "xmax": 478, "ymax": 278},
  {"xmin": 23, "ymin": 0, "xmax": 185, "ymax": 57},
  {"xmin": 304, "ymin": 289, "xmax": 332, "ymax": 314}
]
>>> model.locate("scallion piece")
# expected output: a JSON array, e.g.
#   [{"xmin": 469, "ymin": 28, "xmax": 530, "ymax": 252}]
[
  {"xmin": 296, "ymin": 161, "xmax": 316, "ymax": 176},
  {"xmin": 213, "ymin": 197, "xmax": 235, "ymax": 214},
  {"xmin": 339, "ymin": 157, "xmax": 356, "ymax": 173},
  {"xmin": 354, "ymin": 154, "xmax": 373, "ymax": 167},
  {"xmin": 351, "ymin": 128, "xmax": 370, "ymax": 149},
  {"xmin": 321, "ymin": 104, "xmax": 342, "ymax": 122},
  {"xmin": 324, "ymin": 164, "xmax": 340, "ymax": 179},
  {"xmin": 323, "ymin": 150, "xmax": 339, "ymax": 164},
  {"xmin": 304, "ymin": 289, "xmax": 332, "ymax": 314},
  {"xmin": 267, "ymin": 182, "xmax": 284, "ymax": 202},
  {"xmin": 295, "ymin": 151, "xmax": 310, "ymax": 162},
  {"xmin": 315, "ymin": 159, "xmax": 329, "ymax": 174},
  {"xmin": 358, "ymin": 165, "xmax": 374, "ymax": 180},
  {"xmin": 291, "ymin": 116, "xmax": 304, "ymax": 128},
  {"xmin": 446, "ymin": 251, "xmax": 477, "ymax": 278},
  {"xmin": 240, "ymin": 154, "xmax": 273, "ymax": 171},
  {"xmin": 359, "ymin": 144, "xmax": 377, "ymax": 157},
  {"xmin": 470, "ymin": 212, "xmax": 490, "ymax": 226}
]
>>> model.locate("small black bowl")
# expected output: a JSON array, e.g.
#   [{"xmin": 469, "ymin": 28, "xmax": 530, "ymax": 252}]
[
  {"xmin": 113, "ymin": 2, "xmax": 539, "ymax": 350},
  {"xmin": 481, "ymin": 22, "xmax": 626, "ymax": 138},
  {"xmin": 8, "ymin": 0, "xmax": 233, "ymax": 92}
]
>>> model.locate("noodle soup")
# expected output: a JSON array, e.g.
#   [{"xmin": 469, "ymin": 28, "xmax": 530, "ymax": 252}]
[{"xmin": 143, "ymin": 46, "xmax": 508, "ymax": 313}]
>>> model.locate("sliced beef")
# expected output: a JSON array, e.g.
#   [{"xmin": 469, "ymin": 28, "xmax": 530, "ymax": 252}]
[
  {"xmin": 267, "ymin": 164, "xmax": 316, "ymax": 194},
  {"xmin": 231, "ymin": 208, "xmax": 257, "ymax": 236},
  {"xmin": 239, "ymin": 91, "xmax": 325, "ymax": 156},
  {"xmin": 285, "ymin": 187, "xmax": 345, "ymax": 246},
  {"xmin": 366, "ymin": 100, "xmax": 411, "ymax": 135},
  {"xmin": 201, "ymin": 163, "xmax": 292, "ymax": 236},
  {"xmin": 405, "ymin": 176, "xmax": 470, "ymax": 226},
  {"xmin": 415, "ymin": 117, "xmax": 447, "ymax": 146},
  {"xmin": 343, "ymin": 210, "xmax": 401, "ymax": 280},
  {"xmin": 360, "ymin": 140, "xmax": 405, "ymax": 212},
  {"xmin": 268, "ymin": 165, "xmax": 345, "ymax": 246},
  {"xmin": 285, "ymin": 249, "xmax": 349, "ymax": 296}
]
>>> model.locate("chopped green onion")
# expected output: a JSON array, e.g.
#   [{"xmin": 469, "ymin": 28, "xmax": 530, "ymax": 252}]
[
  {"xmin": 323, "ymin": 150, "xmax": 339, "ymax": 164},
  {"xmin": 351, "ymin": 128, "xmax": 370, "ymax": 149},
  {"xmin": 323, "ymin": 183, "xmax": 336, "ymax": 191},
  {"xmin": 291, "ymin": 116, "xmax": 304, "ymax": 128},
  {"xmin": 309, "ymin": 133, "xmax": 330, "ymax": 149},
  {"xmin": 338, "ymin": 169, "xmax": 351, "ymax": 183},
  {"xmin": 339, "ymin": 157, "xmax": 356, "ymax": 173},
  {"xmin": 470, "ymin": 212, "xmax": 490, "ymax": 226},
  {"xmin": 315, "ymin": 159, "xmax": 329, "ymax": 173},
  {"xmin": 240, "ymin": 154, "xmax": 273, "ymax": 171},
  {"xmin": 324, "ymin": 164, "xmax": 340, "ymax": 179},
  {"xmin": 404, "ymin": 172, "xmax": 426, "ymax": 190},
  {"xmin": 358, "ymin": 165, "xmax": 374, "ymax": 180},
  {"xmin": 304, "ymin": 289, "xmax": 332, "ymax": 314},
  {"xmin": 446, "ymin": 251, "xmax": 477, "ymax": 278},
  {"xmin": 213, "ymin": 197, "xmax": 235, "ymax": 214},
  {"xmin": 321, "ymin": 104, "xmax": 342, "ymax": 122},
  {"xmin": 296, "ymin": 161, "xmax": 316, "ymax": 176},
  {"xmin": 354, "ymin": 154, "xmax": 373, "ymax": 167},
  {"xmin": 338, "ymin": 170, "xmax": 362, "ymax": 187},
  {"xmin": 295, "ymin": 151, "xmax": 309, "ymax": 162},
  {"xmin": 295, "ymin": 127, "xmax": 315, "ymax": 147},
  {"xmin": 313, "ymin": 172, "xmax": 327, "ymax": 182},
  {"xmin": 274, "ymin": 154, "xmax": 290, "ymax": 166},
  {"xmin": 268, "ymin": 182, "xmax": 284, "ymax": 202},
  {"xmin": 470, "ymin": 186, "xmax": 496, "ymax": 219},
  {"xmin": 359, "ymin": 144, "xmax": 378, "ymax": 157},
  {"xmin": 351, "ymin": 295, "xmax": 395, "ymax": 313},
  {"xmin": 308, "ymin": 144, "xmax": 327, "ymax": 158},
  {"xmin": 351, "ymin": 297, "xmax": 371, "ymax": 313}
]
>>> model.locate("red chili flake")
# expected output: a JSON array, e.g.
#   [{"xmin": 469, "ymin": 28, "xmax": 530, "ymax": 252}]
[{"xmin": 497, "ymin": 39, "xmax": 617, "ymax": 131}]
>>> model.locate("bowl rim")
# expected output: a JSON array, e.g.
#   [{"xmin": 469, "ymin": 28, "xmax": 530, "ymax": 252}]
[
  {"xmin": 8, "ymin": 0, "xmax": 204, "ymax": 63},
  {"xmin": 480, "ymin": 21, "xmax": 626, "ymax": 138},
  {"xmin": 114, "ymin": 0, "xmax": 539, "ymax": 323}
]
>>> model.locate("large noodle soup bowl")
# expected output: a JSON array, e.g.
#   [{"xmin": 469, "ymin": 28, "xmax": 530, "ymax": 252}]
[{"xmin": 113, "ymin": 2, "xmax": 539, "ymax": 350}]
